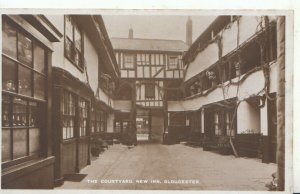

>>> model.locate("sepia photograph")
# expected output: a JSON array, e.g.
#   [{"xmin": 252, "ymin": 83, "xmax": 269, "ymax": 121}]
[{"xmin": 0, "ymin": 8, "xmax": 294, "ymax": 193}]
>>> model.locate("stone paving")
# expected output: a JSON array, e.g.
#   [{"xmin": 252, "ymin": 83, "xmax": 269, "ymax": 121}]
[{"xmin": 56, "ymin": 142, "xmax": 276, "ymax": 190}]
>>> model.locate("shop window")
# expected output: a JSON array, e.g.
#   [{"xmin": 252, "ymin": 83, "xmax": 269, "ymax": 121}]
[
  {"xmin": 137, "ymin": 53, "xmax": 150, "ymax": 65},
  {"xmin": 64, "ymin": 16, "xmax": 84, "ymax": 70},
  {"xmin": 2, "ymin": 20, "xmax": 47, "ymax": 165},
  {"xmin": 62, "ymin": 90, "xmax": 75, "ymax": 139},
  {"xmin": 123, "ymin": 54, "xmax": 135, "ymax": 69},
  {"xmin": 2, "ymin": 95, "xmax": 41, "ymax": 162},
  {"xmin": 168, "ymin": 56, "xmax": 178, "ymax": 70},
  {"xmin": 95, "ymin": 110, "xmax": 101, "ymax": 133},
  {"xmin": 79, "ymin": 98, "xmax": 88, "ymax": 136},
  {"xmin": 145, "ymin": 84, "xmax": 155, "ymax": 99}
]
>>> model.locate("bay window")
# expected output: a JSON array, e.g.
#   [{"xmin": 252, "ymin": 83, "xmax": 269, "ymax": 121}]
[{"xmin": 2, "ymin": 20, "xmax": 47, "ymax": 164}]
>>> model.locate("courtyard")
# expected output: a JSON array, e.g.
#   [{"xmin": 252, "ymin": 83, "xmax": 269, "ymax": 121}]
[{"xmin": 56, "ymin": 142, "xmax": 276, "ymax": 190}]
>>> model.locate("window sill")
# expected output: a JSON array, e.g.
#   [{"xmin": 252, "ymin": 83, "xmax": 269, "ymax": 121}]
[{"xmin": 2, "ymin": 156, "xmax": 55, "ymax": 183}]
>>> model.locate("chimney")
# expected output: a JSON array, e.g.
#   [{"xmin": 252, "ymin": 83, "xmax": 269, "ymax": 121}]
[
  {"xmin": 128, "ymin": 25, "xmax": 133, "ymax": 39},
  {"xmin": 186, "ymin": 16, "xmax": 192, "ymax": 46}
]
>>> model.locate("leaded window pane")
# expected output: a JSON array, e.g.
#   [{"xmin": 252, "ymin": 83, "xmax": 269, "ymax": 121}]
[
  {"xmin": 12, "ymin": 98, "xmax": 27, "ymax": 127},
  {"xmin": 2, "ymin": 21, "xmax": 17, "ymax": 58},
  {"xmin": 33, "ymin": 44, "xmax": 45, "ymax": 74},
  {"xmin": 18, "ymin": 65, "xmax": 32, "ymax": 97},
  {"xmin": 29, "ymin": 127, "xmax": 40, "ymax": 155},
  {"xmin": 13, "ymin": 128, "xmax": 27, "ymax": 159},
  {"xmin": 29, "ymin": 101, "xmax": 37, "ymax": 127},
  {"xmin": 65, "ymin": 16, "xmax": 73, "ymax": 39},
  {"xmin": 2, "ymin": 57, "xmax": 17, "ymax": 92},
  {"xmin": 34, "ymin": 73, "xmax": 45, "ymax": 100},
  {"xmin": 74, "ymin": 26, "xmax": 81, "ymax": 51},
  {"xmin": 2, "ymin": 96, "xmax": 10, "ymax": 127},
  {"xmin": 18, "ymin": 33, "xmax": 33, "ymax": 65},
  {"xmin": 2, "ymin": 129, "xmax": 11, "ymax": 162}
]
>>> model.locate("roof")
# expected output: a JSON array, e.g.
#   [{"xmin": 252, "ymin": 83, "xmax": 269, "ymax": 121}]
[{"xmin": 110, "ymin": 37, "xmax": 189, "ymax": 53}]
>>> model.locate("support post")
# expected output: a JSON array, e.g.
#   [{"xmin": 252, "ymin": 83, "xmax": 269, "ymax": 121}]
[{"xmin": 276, "ymin": 16, "xmax": 285, "ymax": 191}]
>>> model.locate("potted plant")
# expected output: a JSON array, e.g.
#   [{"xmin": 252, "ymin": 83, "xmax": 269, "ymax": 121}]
[{"xmin": 90, "ymin": 137, "xmax": 105, "ymax": 157}]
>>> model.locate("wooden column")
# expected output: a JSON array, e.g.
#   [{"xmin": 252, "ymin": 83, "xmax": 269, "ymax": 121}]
[{"xmin": 276, "ymin": 16, "xmax": 285, "ymax": 191}]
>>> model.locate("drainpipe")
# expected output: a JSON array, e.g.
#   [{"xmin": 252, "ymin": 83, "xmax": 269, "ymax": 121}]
[{"xmin": 276, "ymin": 16, "xmax": 285, "ymax": 191}]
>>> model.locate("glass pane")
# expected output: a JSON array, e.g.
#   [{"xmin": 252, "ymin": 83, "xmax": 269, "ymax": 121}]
[
  {"xmin": 29, "ymin": 128, "xmax": 40, "ymax": 155},
  {"xmin": 65, "ymin": 38, "xmax": 72, "ymax": 59},
  {"xmin": 29, "ymin": 101, "xmax": 37, "ymax": 127},
  {"xmin": 19, "ymin": 65, "xmax": 32, "ymax": 96},
  {"xmin": 34, "ymin": 73, "xmax": 45, "ymax": 100},
  {"xmin": 33, "ymin": 45, "xmax": 45, "ymax": 74},
  {"xmin": 74, "ymin": 25, "xmax": 81, "ymax": 51},
  {"xmin": 2, "ymin": 57, "xmax": 17, "ymax": 92},
  {"xmin": 2, "ymin": 129, "xmax": 11, "ymax": 162},
  {"xmin": 2, "ymin": 21, "xmax": 17, "ymax": 58},
  {"xmin": 13, "ymin": 97, "xmax": 27, "ymax": 127},
  {"xmin": 65, "ymin": 16, "xmax": 73, "ymax": 39},
  {"xmin": 2, "ymin": 95, "xmax": 11, "ymax": 127},
  {"xmin": 18, "ymin": 33, "xmax": 33, "ymax": 65},
  {"xmin": 13, "ymin": 128, "xmax": 27, "ymax": 159}
]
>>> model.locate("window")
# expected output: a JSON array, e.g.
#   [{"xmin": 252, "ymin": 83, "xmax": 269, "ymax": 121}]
[
  {"xmin": 123, "ymin": 54, "xmax": 135, "ymax": 69},
  {"xmin": 115, "ymin": 121, "xmax": 121, "ymax": 133},
  {"xmin": 225, "ymin": 111, "xmax": 235, "ymax": 136},
  {"xmin": 62, "ymin": 90, "xmax": 75, "ymax": 139},
  {"xmin": 2, "ymin": 21, "xmax": 47, "ymax": 100},
  {"xmin": 145, "ymin": 84, "xmax": 155, "ymax": 99},
  {"xmin": 64, "ymin": 16, "xmax": 84, "ymax": 70},
  {"xmin": 2, "ymin": 20, "xmax": 47, "ymax": 164},
  {"xmin": 91, "ymin": 109, "xmax": 95, "ymax": 134},
  {"xmin": 214, "ymin": 111, "xmax": 223, "ymax": 136},
  {"xmin": 100, "ymin": 111, "xmax": 107, "ymax": 132},
  {"xmin": 168, "ymin": 56, "xmax": 178, "ymax": 70},
  {"xmin": 137, "ymin": 54, "xmax": 150, "ymax": 65},
  {"xmin": 79, "ymin": 98, "xmax": 88, "ymax": 136},
  {"xmin": 151, "ymin": 54, "xmax": 164, "ymax": 66},
  {"xmin": 2, "ymin": 95, "xmax": 41, "ymax": 162}
]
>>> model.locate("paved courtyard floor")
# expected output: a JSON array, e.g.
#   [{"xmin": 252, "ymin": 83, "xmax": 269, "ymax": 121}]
[{"xmin": 56, "ymin": 142, "xmax": 276, "ymax": 190}]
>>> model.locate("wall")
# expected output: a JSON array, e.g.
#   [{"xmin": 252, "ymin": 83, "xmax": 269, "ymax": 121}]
[
  {"xmin": 84, "ymin": 34, "xmax": 99, "ymax": 95},
  {"xmin": 97, "ymin": 88, "xmax": 114, "ymax": 108},
  {"xmin": 237, "ymin": 101, "xmax": 261, "ymax": 134}
]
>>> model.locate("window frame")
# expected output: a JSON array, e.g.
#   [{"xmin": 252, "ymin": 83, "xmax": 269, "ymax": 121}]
[
  {"xmin": 145, "ymin": 83, "xmax": 156, "ymax": 99},
  {"xmin": 168, "ymin": 55, "xmax": 179, "ymax": 70},
  {"xmin": 64, "ymin": 15, "xmax": 84, "ymax": 71},
  {"xmin": 123, "ymin": 53, "xmax": 135, "ymax": 70}
]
